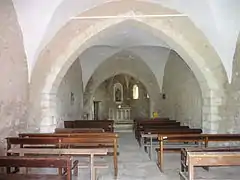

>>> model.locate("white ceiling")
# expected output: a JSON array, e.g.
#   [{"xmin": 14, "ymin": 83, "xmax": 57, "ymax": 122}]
[
  {"xmin": 91, "ymin": 20, "xmax": 170, "ymax": 48},
  {"xmin": 12, "ymin": 0, "xmax": 240, "ymax": 81},
  {"xmin": 80, "ymin": 45, "xmax": 170, "ymax": 90}
]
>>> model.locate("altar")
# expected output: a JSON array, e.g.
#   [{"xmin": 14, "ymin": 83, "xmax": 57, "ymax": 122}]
[{"xmin": 109, "ymin": 107, "xmax": 131, "ymax": 121}]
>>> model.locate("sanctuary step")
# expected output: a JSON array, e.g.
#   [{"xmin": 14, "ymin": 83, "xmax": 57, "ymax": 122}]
[{"xmin": 114, "ymin": 120, "xmax": 133, "ymax": 132}]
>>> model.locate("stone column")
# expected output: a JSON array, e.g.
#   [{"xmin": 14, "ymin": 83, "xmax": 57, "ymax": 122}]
[
  {"xmin": 39, "ymin": 93, "xmax": 57, "ymax": 132},
  {"xmin": 202, "ymin": 90, "xmax": 225, "ymax": 134}
]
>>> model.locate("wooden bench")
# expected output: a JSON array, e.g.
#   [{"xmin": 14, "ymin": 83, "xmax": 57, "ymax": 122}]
[
  {"xmin": 156, "ymin": 134, "xmax": 204, "ymax": 172},
  {"xmin": 64, "ymin": 120, "xmax": 114, "ymax": 132},
  {"xmin": 179, "ymin": 151, "xmax": 240, "ymax": 180},
  {"xmin": 133, "ymin": 118, "xmax": 176, "ymax": 132},
  {"xmin": 55, "ymin": 128, "xmax": 104, "ymax": 133},
  {"xmin": 7, "ymin": 148, "xmax": 108, "ymax": 180},
  {"xmin": 141, "ymin": 129, "xmax": 202, "ymax": 160},
  {"xmin": 140, "ymin": 127, "xmax": 199, "ymax": 159},
  {"xmin": 135, "ymin": 121, "xmax": 181, "ymax": 143},
  {"xmin": 0, "ymin": 156, "xmax": 72, "ymax": 180},
  {"xmin": 180, "ymin": 146, "xmax": 240, "ymax": 173},
  {"xmin": 19, "ymin": 132, "xmax": 117, "ymax": 139},
  {"xmin": 156, "ymin": 133, "xmax": 240, "ymax": 172},
  {"xmin": 141, "ymin": 126, "xmax": 190, "ymax": 144},
  {"xmin": 8, "ymin": 134, "xmax": 119, "ymax": 177},
  {"xmin": 133, "ymin": 118, "xmax": 171, "ymax": 130}
]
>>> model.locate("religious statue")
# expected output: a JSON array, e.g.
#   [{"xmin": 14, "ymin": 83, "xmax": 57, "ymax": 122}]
[{"xmin": 115, "ymin": 87, "xmax": 122, "ymax": 102}]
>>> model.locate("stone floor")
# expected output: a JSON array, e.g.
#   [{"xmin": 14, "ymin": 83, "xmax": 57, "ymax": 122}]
[{"xmin": 31, "ymin": 132, "xmax": 240, "ymax": 179}]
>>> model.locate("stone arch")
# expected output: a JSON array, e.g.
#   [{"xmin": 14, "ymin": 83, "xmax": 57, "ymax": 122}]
[
  {"xmin": 83, "ymin": 52, "xmax": 162, "ymax": 120},
  {"xmin": 87, "ymin": 73, "xmax": 154, "ymax": 120},
  {"xmin": 163, "ymin": 50, "xmax": 203, "ymax": 128},
  {"xmin": 30, "ymin": 1, "xmax": 228, "ymax": 133},
  {"xmin": 0, "ymin": 0, "xmax": 29, "ymax": 151}
]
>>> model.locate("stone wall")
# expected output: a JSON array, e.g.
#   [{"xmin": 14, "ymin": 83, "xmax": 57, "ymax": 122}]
[
  {"xmin": 83, "ymin": 54, "xmax": 162, "ymax": 119},
  {"xmin": 163, "ymin": 51, "xmax": 202, "ymax": 128},
  {"xmin": 94, "ymin": 74, "xmax": 150, "ymax": 120},
  {"xmin": 221, "ymin": 35, "xmax": 240, "ymax": 133},
  {"xmin": 0, "ymin": 1, "xmax": 29, "ymax": 154},
  {"xmin": 56, "ymin": 60, "xmax": 83, "ymax": 126}
]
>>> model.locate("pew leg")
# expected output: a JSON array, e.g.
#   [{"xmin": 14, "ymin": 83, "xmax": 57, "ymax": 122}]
[
  {"xmin": 188, "ymin": 159, "xmax": 194, "ymax": 180},
  {"xmin": 58, "ymin": 168, "xmax": 63, "ymax": 175},
  {"xmin": 73, "ymin": 160, "xmax": 79, "ymax": 176},
  {"xmin": 113, "ymin": 141, "xmax": 118, "ymax": 178},
  {"xmin": 144, "ymin": 138, "xmax": 147, "ymax": 153},
  {"xmin": 202, "ymin": 166, "xmax": 209, "ymax": 171},
  {"xmin": 180, "ymin": 162, "xmax": 184, "ymax": 172},
  {"xmin": 157, "ymin": 137, "xmax": 164, "ymax": 172},
  {"xmin": 149, "ymin": 137, "xmax": 153, "ymax": 160},
  {"xmin": 94, "ymin": 168, "xmax": 97, "ymax": 180},
  {"xmin": 67, "ymin": 160, "xmax": 71, "ymax": 180},
  {"xmin": 114, "ymin": 156, "xmax": 118, "ymax": 177}
]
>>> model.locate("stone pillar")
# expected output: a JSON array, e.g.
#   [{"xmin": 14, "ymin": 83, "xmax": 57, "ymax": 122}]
[
  {"xmin": 202, "ymin": 90, "xmax": 225, "ymax": 133},
  {"xmin": 39, "ymin": 93, "xmax": 57, "ymax": 132}
]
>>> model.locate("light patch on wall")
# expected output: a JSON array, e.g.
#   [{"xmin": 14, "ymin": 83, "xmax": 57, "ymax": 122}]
[{"xmin": 133, "ymin": 84, "xmax": 139, "ymax": 99}]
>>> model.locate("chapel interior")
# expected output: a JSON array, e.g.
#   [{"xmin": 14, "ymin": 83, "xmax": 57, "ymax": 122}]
[{"xmin": 0, "ymin": 0, "xmax": 240, "ymax": 180}]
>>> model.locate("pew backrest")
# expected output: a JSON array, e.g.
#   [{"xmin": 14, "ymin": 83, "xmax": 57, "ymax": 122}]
[
  {"xmin": 64, "ymin": 120, "xmax": 114, "ymax": 132},
  {"xmin": 8, "ymin": 135, "xmax": 118, "ymax": 150},
  {"xmin": 0, "ymin": 156, "xmax": 72, "ymax": 169},
  {"xmin": 54, "ymin": 128, "xmax": 104, "ymax": 133}
]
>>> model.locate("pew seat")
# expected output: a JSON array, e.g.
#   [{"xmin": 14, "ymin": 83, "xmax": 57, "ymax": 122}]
[
  {"xmin": 7, "ymin": 134, "xmax": 118, "ymax": 177},
  {"xmin": 0, "ymin": 174, "xmax": 67, "ymax": 180},
  {"xmin": 179, "ymin": 151, "xmax": 240, "ymax": 180},
  {"xmin": 0, "ymin": 156, "xmax": 72, "ymax": 180},
  {"xmin": 157, "ymin": 134, "xmax": 240, "ymax": 173}
]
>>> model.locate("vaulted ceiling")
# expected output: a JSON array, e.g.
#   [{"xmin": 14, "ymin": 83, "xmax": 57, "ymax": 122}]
[{"xmin": 12, "ymin": 0, "xmax": 240, "ymax": 81}]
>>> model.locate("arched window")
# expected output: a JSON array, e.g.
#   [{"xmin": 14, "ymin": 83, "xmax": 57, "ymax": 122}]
[{"xmin": 133, "ymin": 84, "xmax": 139, "ymax": 99}]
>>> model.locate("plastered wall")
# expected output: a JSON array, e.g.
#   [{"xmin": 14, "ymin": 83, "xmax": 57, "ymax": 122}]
[
  {"xmin": 0, "ymin": 1, "xmax": 28, "ymax": 154},
  {"xmin": 83, "ymin": 54, "xmax": 162, "ymax": 119},
  {"xmin": 56, "ymin": 60, "xmax": 83, "ymax": 125},
  {"xmin": 163, "ymin": 51, "xmax": 202, "ymax": 128},
  {"xmin": 221, "ymin": 36, "xmax": 240, "ymax": 133},
  {"xmin": 94, "ymin": 74, "xmax": 150, "ymax": 120}
]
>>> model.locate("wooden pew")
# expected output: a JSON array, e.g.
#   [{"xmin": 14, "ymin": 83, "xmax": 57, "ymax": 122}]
[
  {"xmin": 142, "ymin": 129, "xmax": 202, "ymax": 160},
  {"xmin": 0, "ymin": 156, "xmax": 72, "ymax": 180},
  {"xmin": 180, "ymin": 146, "xmax": 240, "ymax": 173},
  {"xmin": 54, "ymin": 128, "xmax": 104, "ymax": 133},
  {"xmin": 156, "ymin": 134, "xmax": 204, "ymax": 172},
  {"xmin": 135, "ymin": 121, "xmax": 181, "ymax": 142},
  {"xmin": 64, "ymin": 120, "xmax": 114, "ymax": 132},
  {"xmin": 179, "ymin": 151, "xmax": 240, "ymax": 180},
  {"xmin": 138, "ymin": 126, "xmax": 199, "ymax": 145},
  {"xmin": 19, "ymin": 132, "xmax": 117, "ymax": 139},
  {"xmin": 140, "ymin": 126, "xmax": 194, "ymax": 158},
  {"xmin": 7, "ymin": 148, "xmax": 108, "ymax": 180},
  {"xmin": 133, "ymin": 118, "xmax": 171, "ymax": 129},
  {"xmin": 19, "ymin": 132, "xmax": 119, "ymax": 157},
  {"xmin": 8, "ymin": 134, "xmax": 119, "ymax": 177},
  {"xmin": 156, "ymin": 133, "xmax": 240, "ymax": 172}
]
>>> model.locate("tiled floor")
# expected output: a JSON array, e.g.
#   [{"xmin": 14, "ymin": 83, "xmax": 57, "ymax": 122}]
[{"xmin": 30, "ymin": 132, "xmax": 240, "ymax": 179}]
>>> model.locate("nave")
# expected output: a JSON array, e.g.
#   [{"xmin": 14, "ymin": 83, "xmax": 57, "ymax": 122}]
[
  {"xmin": 81, "ymin": 133, "xmax": 240, "ymax": 180},
  {"xmin": 6, "ymin": 132, "xmax": 240, "ymax": 180}
]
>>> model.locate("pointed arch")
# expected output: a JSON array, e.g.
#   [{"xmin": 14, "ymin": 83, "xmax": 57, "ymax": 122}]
[{"xmin": 30, "ymin": 1, "xmax": 228, "ymax": 133}]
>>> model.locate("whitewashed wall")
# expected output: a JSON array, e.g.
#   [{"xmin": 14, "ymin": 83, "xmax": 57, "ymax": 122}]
[
  {"xmin": 12, "ymin": 0, "xmax": 240, "ymax": 80},
  {"xmin": 163, "ymin": 51, "xmax": 202, "ymax": 128},
  {"xmin": 56, "ymin": 60, "xmax": 83, "ymax": 124}
]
